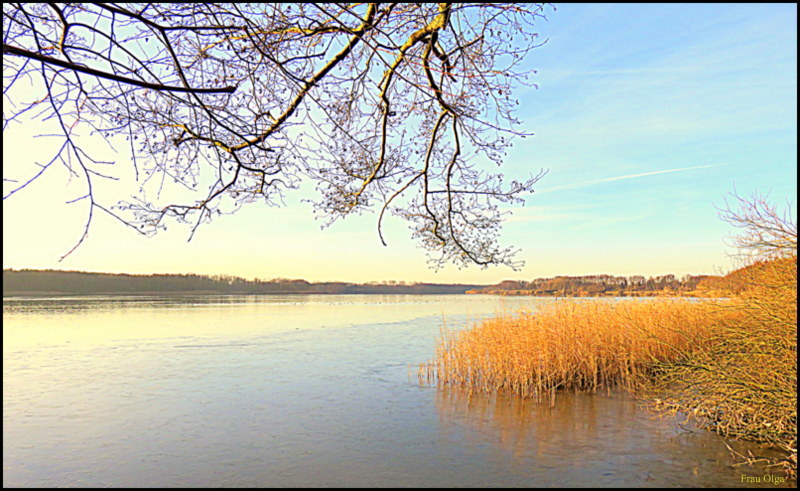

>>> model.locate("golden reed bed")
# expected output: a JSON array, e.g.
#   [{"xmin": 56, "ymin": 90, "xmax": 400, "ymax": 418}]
[{"xmin": 418, "ymin": 299, "xmax": 728, "ymax": 404}]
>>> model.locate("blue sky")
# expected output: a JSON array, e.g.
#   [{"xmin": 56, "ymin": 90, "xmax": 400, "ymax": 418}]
[{"xmin": 3, "ymin": 3, "xmax": 797, "ymax": 283}]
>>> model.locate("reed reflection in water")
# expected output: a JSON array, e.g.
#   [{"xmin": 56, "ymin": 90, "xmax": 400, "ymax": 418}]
[{"xmin": 435, "ymin": 386, "xmax": 793, "ymax": 487}]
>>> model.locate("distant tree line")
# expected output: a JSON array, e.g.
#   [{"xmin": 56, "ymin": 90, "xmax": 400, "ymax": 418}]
[
  {"xmin": 2, "ymin": 269, "xmax": 481, "ymax": 296},
  {"xmin": 469, "ymin": 274, "xmax": 719, "ymax": 296}
]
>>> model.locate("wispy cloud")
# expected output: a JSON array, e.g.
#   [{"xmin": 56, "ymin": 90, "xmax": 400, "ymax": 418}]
[
  {"xmin": 539, "ymin": 164, "xmax": 723, "ymax": 193},
  {"xmin": 504, "ymin": 204, "xmax": 589, "ymax": 223}
]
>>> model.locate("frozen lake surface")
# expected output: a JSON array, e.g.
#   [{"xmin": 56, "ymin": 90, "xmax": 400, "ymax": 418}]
[{"xmin": 3, "ymin": 294, "xmax": 790, "ymax": 487}]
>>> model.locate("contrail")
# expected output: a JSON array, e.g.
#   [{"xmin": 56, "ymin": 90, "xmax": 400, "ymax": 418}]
[{"xmin": 540, "ymin": 163, "xmax": 723, "ymax": 193}]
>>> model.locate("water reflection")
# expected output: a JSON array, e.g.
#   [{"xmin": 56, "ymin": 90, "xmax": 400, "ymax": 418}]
[
  {"xmin": 436, "ymin": 386, "xmax": 612, "ymax": 460},
  {"xmin": 435, "ymin": 386, "xmax": 794, "ymax": 487},
  {"xmin": 2, "ymin": 294, "xmax": 554, "ymax": 351}
]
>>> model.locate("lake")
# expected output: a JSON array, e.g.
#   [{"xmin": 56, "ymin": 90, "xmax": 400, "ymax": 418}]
[{"xmin": 3, "ymin": 294, "xmax": 792, "ymax": 487}]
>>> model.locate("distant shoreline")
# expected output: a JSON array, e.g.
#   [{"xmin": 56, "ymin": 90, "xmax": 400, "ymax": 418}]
[
  {"xmin": 465, "ymin": 289, "xmax": 709, "ymax": 298},
  {"xmin": 3, "ymin": 268, "xmax": 722, "ymax": 298},
  {"xmin": 3, "ymin": 291, "xmax": 712, "ymax": 299},
  {"xmin": 3, "ymin": 290, "xmax": 482, "ymax": 297}
]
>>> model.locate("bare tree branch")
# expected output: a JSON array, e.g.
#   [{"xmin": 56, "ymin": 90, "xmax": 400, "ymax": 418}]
[
  {"xmin": 3, "ymin": 44, "xmax": 237, "ymax": 93},
  {"xmin": 3, "ymin": 2, "xmax": 552, "ymax": 269}
]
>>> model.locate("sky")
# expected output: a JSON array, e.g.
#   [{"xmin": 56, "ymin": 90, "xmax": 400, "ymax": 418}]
[{"xmin": 3, "ymin": 3, "xmax": 797, "ymax": 284}]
